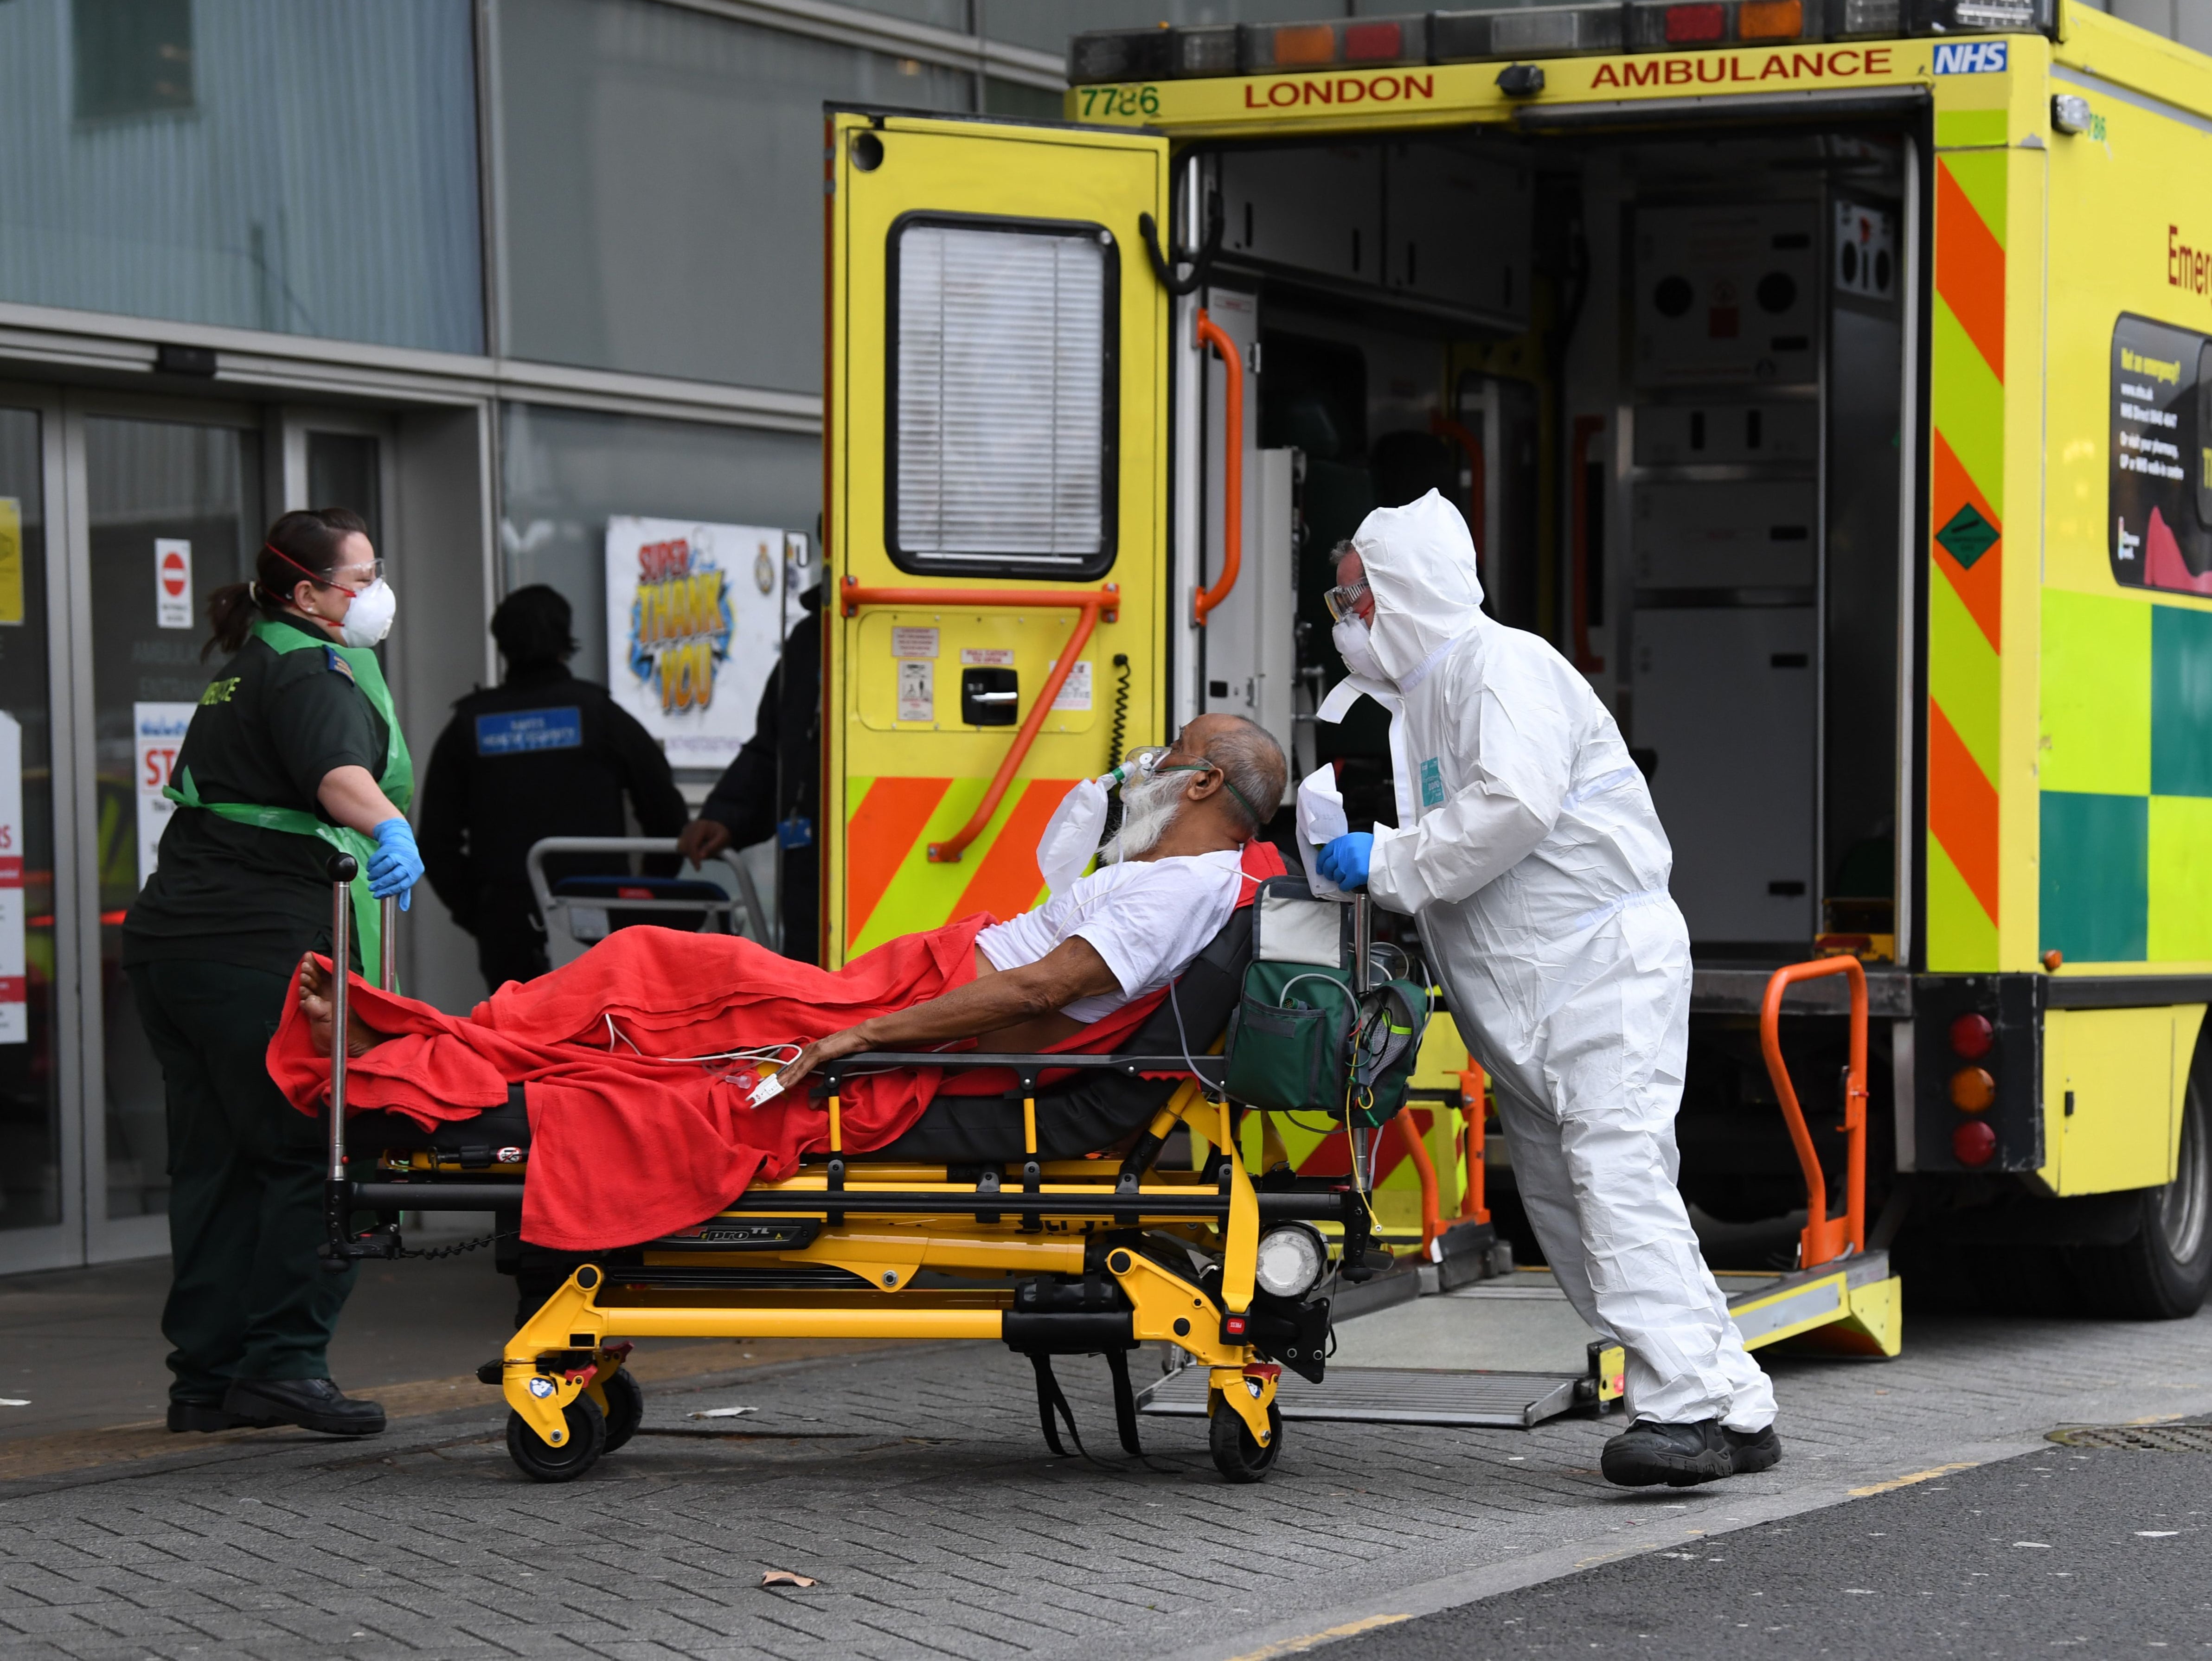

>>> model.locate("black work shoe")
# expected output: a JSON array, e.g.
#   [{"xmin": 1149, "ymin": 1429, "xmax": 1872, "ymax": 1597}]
[
  {"xmin": 1724, "ymin": 1423, "xmax": 1783, "ymax": 1475},
  {"xmin": 1600, "ymin": 1418, "xmax": 1736, "ymax": 1488},
  {"xmin": 167, "ymin": 1399, "xmax": 263, "ymax": 1433},
  {"xmin": 222, "ymin": 1377, "xmax": 386, "ymax": 1437}
]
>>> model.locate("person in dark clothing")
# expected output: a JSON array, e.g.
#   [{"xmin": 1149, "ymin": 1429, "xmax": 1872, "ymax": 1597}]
[
  {"xmin": 674, "ymin": 583, "xmax": 821, "ymax": 965},
  {"xmin": 124, "ymin": 506, "xmax": 420, "ymax": 1439},
  {"xmin": 419, "ymin": 585, "xmax": 688, "ymax": 992}
]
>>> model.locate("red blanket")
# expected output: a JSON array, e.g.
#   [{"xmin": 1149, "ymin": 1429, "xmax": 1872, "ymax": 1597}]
[{"xmin": 269, "ymin": 842, "xmax": 1286, "ymax": 1251}]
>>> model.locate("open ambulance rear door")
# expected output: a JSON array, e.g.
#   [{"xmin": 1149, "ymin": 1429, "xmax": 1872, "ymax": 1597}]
[{"xmin": 822, "ymin": 110, "xmax": 1173, "ymax": 965}]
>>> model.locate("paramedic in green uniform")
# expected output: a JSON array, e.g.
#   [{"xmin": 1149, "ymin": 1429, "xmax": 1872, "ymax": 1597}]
[{"xmin": 122, "ymin": 507, "xmax": 421, "ymax": 1438}]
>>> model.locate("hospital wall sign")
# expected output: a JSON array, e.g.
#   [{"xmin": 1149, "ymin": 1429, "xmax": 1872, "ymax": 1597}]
[{"xmin": 605, "ymin": 515, "xmax": 796, "ymax": 768}]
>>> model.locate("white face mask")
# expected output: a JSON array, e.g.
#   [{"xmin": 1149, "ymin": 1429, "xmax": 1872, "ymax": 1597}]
[
  {"xmin": 1333, "ymin": 613, "xmax": 1386, "ymax": 684},
  {"xmin": 336, "ymin": 577, "xmax": 397, "ymax": 648}
]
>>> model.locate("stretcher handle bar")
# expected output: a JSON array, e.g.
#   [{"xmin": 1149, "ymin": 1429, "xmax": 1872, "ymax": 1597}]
[
  {"xmin": 327, "ymin": 853, "xmax": 355, "ymax": 1186},
  {"xmin": 380, "ymin": 893, "xmax": 398, "ymax": 996},
  {"xmin": 819, "ymin": 1049, "xmax": 1225, "ymax": 1084},
  {"xmin": 344, "ymin": 1181, "xmax": 1355, "ymax": 1225},
  {"xmin": 1570, "ymin": 414, "xmax": 1606, "ymax": 675},
  {"xmin": 1758, "ymin": 956, "xmax": 1869, "ymax": 1271},
  {"xmin": 343, "ymin": 1180, "xmax": 1356, "ymax": 1225},
  {"xmin": 839, "ymin": 580, "xmax": 1119, "ymax": 865},
  {"xmin": 524, "ymin": 836, "xmax": 767, "ymax": 945},
  {"xmin": 1191, "ymin": 309, "xmax": 1243, "ymax": 627}
]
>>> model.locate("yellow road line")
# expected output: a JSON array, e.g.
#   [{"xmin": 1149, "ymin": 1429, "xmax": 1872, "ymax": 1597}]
[
  {"xmin": 1222, "ymin": 1614, "xmax": 1413, "ymax": 1660},
  {"xmin": 1847, "ymin": 1460, "xmax": 1978, "ymax": 1497}
]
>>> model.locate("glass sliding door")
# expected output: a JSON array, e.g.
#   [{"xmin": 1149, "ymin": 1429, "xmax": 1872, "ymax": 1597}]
[
  {"xmin": 0, "ymin": 398, "xmax": 73, "ymax": 1266},
  {"xmin": 77, "ymin": 407, "xmax": 262, "ymax": 1247}
]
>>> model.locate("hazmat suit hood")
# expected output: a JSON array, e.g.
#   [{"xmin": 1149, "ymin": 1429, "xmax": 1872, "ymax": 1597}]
[{"xmin": 1348, "ymin": 489, "xmax": 1487, "ymax": 685}]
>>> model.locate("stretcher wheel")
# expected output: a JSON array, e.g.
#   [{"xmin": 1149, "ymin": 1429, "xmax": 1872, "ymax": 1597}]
[
  {"xmin": 598, "ymin": 1367, "xmax": 644, "ymax": 1453},
  {"xmin": 1208, "ymin": 1398, "xmax": 1283, "ymax": 1484},
  {"xmin": 507, "ymin": 1393, "xmax": 606, "ymax": 1483}
]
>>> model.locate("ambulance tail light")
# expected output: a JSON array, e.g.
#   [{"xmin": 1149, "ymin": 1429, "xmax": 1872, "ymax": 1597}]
[
  {"xmin": 1838, "ymin": 0, "xmax": 1903, "ymax": 32},
  {"xmin": 1244, "ymin": 15, "xmax": 1431, "ymax": 71},
  {"xmin": 1433, "ymin": 5, "xmax": 1626, "ymax": 60},
  {"xmin": 1948, "ymin": 1012, "xmax": 1994, "ymax": 1061},
  {"xmin": 1952, "ymin": 1118, "xmax": 1997, "ymax": 1168},
  {"xmin": 1949, "ymin": 1066, "xmax": 1996, "ymax": 1113},
  {"xmin": 1904, "ymin": 0, "xmax": 2053, "ymax": 31},
  {"xmin": 1066, "ymin": 27, "xmax": 1174, "ymax": 85},
  {"xmin": 1624, "ymin": 0, "xmax": 1805, "ymax": 48}
]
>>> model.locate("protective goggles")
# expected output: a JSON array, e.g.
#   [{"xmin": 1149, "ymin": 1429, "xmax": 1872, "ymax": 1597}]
[
  {"xmin": 1322, "ymin": 581, "xmax": 1371, "ymax": 623},
  {"xmin": 264, "ymin": 543, "xmax": 384, "ymax": 594}
]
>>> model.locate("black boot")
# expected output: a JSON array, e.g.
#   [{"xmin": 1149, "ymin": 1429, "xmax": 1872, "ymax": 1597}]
[
  {"xmin": 1724, "ymin": 1422, "xmax": 1783, "ymax": 1475},
  {"xmin": 1601, "ymin": 1418, "xmax": 1758, "ymax": 1488},
  {"xmin": 167, "ymin": 1399, "xmax": 262, "ymax": 1433},
  {"xmin": 222, "ymin": 1377, "xmax": 387, "ymax": 1437}
]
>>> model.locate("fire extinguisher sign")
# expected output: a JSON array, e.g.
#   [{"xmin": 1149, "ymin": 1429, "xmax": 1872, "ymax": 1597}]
[{"xmin": 155, "ymin": 538, "xmax": 192, "ymax": 630}]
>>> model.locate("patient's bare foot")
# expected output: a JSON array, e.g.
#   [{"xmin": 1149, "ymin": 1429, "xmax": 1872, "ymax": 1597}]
[{"xmin": 297, "ymin": 956, "xmax": 388, "ymax": 1059}]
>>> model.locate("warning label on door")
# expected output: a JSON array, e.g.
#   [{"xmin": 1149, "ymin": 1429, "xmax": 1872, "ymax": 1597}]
[
  {"xmin": 897, "ymin": 659, "xmax": 934, "ymax": 723},
  {"xmin": 155, "ymin": 538, "xmax": 193, "ymax": 629},
  {"xmin": 1050, "ymin": 659, "xmax": 1094, "ymax": 712}
]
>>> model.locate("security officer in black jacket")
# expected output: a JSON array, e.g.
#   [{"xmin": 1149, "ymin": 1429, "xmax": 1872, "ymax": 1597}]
[
  {"xmin": 675, "ymin": 582, "xmax": 821, "ymax": 964},
  {"xmin": 420, "ymin": 585, "xmax": 688, "ymax": 991}
]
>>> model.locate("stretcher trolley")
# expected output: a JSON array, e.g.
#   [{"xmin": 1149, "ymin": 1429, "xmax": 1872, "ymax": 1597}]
[
  {"xmin": 526, "ymin": 835, "xmax": 769, "ymax": 966},
  {"xmin": 319, "ymin": 857, "xmax": 1430, "ymax": 1484}
]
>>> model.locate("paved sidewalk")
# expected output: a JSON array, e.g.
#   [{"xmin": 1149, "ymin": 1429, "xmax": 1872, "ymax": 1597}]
[{"xmin": 0, "ymin": 1284, "xmax": 2207, "ymax": 1661}]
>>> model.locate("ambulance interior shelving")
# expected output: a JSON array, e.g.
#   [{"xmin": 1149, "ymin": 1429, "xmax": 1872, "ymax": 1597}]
[{"xmin": 1181, "ymin": 119, "xmax": 1909, "ymax": 1228}]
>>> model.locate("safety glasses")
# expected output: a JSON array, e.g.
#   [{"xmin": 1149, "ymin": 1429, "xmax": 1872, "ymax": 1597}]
[
  {"xmin": 1322, "ymin": 580, "xmax": 1370, "ymax": 623},
  {"xmin": 327, "ymin": 557, "xmax": 385, "ymax": 592}
]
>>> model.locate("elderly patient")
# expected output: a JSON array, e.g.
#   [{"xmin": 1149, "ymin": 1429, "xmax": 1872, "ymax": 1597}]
[{"xmin": 298, "ymin": 713, "xmax": 1289, "ymax": 1081}]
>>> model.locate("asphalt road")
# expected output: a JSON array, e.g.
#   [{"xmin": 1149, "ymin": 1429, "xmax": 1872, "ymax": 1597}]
[{"xmin": 1326, "ymin": 1446, "xmax": 2212, "ymax": 1658}]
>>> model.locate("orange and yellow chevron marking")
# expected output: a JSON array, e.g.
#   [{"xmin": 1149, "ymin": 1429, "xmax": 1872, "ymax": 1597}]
[
  {"xmin": 1926, "ymin": 151, "xmax": 2007, "ymax": 966},
  {"xmin": 844, "ymin": 776, "xmax": 951, "ymax": 948},
  {"xmin": 1934, "ymin": 161, "xmax": 2005, "ymax": 381},
  {"xmin": 845, "ymin": 774, "xmax": 1088, "ymax": 955},
  {"xmin": 1928, "ymin": 702, "xmax": 2000, "ymax": 922},
  {"xmin": 952, "ymin": 778, "xmax": 1077, "ymax": 926}
]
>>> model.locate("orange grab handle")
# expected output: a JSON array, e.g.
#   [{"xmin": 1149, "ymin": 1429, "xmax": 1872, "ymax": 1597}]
[
  {"xmin": 1457, "ymin": 1064, "xmax": 1490, "ymax": 1225},
  {"xmin": 839, "ymin": 579, "xmax": 1119, "ymax": 864},
  {"xmin": 1569, "ymin": 414, "xmax": 1606, "ymax": 674},
  {"xmin": 1757, "ymin": 956, "xmax": 1869, "ymax": 1271},
  {"xmin": 1393, "ymin": 1104, "xmax": 1442, "ymax": 1258},
  {"xmin": 1192, "ymin": 309, "xmax": 1243, "ymax": 626}
]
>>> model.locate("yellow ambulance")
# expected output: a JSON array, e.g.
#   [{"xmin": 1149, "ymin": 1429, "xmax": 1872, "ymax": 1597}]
[{"xmin": 819, "ymin": 0, "xmax": 2212, "ymax": 1327}]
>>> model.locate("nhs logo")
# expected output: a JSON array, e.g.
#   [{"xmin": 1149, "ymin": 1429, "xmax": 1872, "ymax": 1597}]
[{"xmin": 1933, "ymin": 40, "xmax": 2009, "ymax": 74}]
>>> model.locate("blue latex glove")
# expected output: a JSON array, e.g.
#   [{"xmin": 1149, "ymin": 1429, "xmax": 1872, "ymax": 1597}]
[
  {"xmin": 366, "ymin": 817, "xmax": 423, "ymax": 910},
  {"xmin": 1317, "ymin": 831, "xmax": 1373, "ymax": 891}
]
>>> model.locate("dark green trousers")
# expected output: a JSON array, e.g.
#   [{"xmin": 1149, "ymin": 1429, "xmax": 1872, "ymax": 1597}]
[{"xmin": 128, "ymin": 958, "xmax": 357, "ymax": 1404}]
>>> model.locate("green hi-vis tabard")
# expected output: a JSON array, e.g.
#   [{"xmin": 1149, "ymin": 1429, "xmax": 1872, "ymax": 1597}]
[
  {"xmin": 166, "ymin": 617, "xmax": 415, "ymax": 987},
  {"xmin": 1221, "ymin": 876, "xmax": 1429, "ymax": 1127}
]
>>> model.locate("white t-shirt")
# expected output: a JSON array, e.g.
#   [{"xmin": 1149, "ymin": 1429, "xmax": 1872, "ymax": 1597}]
[{"xmin": 975, "ymin": 850, "xmax": 1244, "ymax": 1024}]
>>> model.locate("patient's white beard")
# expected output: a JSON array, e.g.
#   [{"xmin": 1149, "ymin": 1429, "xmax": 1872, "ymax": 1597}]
[{"xmin": 1100, "ymin": 771, "xmax": 1183, "ymax": 865}]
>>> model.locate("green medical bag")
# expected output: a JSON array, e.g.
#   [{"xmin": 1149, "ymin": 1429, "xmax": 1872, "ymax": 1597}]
[{"xmin": 1220, "ymin": 878, "xmax": 1430, "ymax": 1126}]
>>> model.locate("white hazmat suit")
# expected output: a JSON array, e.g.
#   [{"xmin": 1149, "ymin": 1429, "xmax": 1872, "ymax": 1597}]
[{"xmin": 1333, "ymin": 490, "xmax": 1774, "ymax": 1432}]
